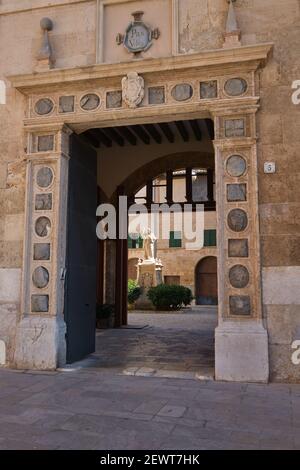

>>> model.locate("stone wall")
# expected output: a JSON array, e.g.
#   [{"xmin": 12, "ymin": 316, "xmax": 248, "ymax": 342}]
[
  {"xmin": 177, "ymin": 0, "xmax": 300, "ymax": 381},
  {"xmin": 0, "ymin": 0, "xmax": 299, "ymax": 381}
]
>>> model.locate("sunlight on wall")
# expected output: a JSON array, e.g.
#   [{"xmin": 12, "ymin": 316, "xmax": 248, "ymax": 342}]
[{"xmin": 0, "ymin": 80, "xmax": 6, "ymax": 104}]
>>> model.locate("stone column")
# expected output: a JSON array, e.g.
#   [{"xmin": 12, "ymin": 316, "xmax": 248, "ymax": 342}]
[
  {"xmin": 213, "ymin": 105, "xmax": 269, "ymax": 383},
  {"xmin": 14, "ymin": 127, "xmax": 71, "ymax": 369}
]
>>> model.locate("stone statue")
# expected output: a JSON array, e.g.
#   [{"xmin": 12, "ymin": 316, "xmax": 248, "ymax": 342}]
[{"xmin": 142, "ymin": 228, "xmax": 156, "ymax": 261}]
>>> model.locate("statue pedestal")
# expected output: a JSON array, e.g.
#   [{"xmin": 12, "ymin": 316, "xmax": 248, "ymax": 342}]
[{"xmin": 135, "ymin": 259, "xmax": 163, "ymax": 310}]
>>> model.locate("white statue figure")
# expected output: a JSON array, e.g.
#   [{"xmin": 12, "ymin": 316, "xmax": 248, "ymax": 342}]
[{"xmin": 142, "ymin": 228, "xmax": 157, "ymax": 261}]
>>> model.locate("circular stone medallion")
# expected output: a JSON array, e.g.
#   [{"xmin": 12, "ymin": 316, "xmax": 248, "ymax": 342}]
[
  {"xmin": 36, "ymin": 167, "xmax": 53, "ymax": 188},
  {"xmin": 35, "ymin": 98, "xmax": 54, "ymax": 115},
  {"xmin": 227, "ymin": 209, "xmax": 248, "ymax": 232},
  {"xmin": 226, "ymin": 155, "xmax": 247, "ymax": 177},
  {"xmin": 229, "ymin": 265, "xmax": 250, "ymax": 289},
  {"xmin": 80, "ymin": 94, "xmax": 100, "ymax": 111},
  {"xmin": 224, "ymin": 78, "xmax": 248, "ymax": 97},
  {"xmin": 32, "ymin": 266, "xmax": 49, "ymax": 289},
  {"xmin": 171, "ymin": 84, "xmax": 193, "ymax": 102},
  {"xmin": 35, "ymin": 217, "xmax": 51, "ymax": 238}
]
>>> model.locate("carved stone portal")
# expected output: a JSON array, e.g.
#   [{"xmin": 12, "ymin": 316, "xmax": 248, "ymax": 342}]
[{"xmin": 122, "ymin": 72, "xmax": 145, "ymax": 109}]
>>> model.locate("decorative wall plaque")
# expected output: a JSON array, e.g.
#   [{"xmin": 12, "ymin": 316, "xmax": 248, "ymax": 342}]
[
  {"xmin": 106, "ymin": 91, "xmax": 122, "ymax": 109},
  {"xmin": 32, "ymin": 267, "xmax": 49, "ymax": 289},
  {"xmin": 224, "ymin": 78, "xmax": 248, "ymax": 97},
  {"xmin": 229, "ymin": 295, "xmax": 251, "ymax": 316},
  {"xmin": 227, "ymin": 209, "xmax": 248, "ymax": 232},
  {"xmin": 171, "ymin": 84, "xmax": 193, "ymax": 102},
  {"xmin": 31, "ymin": 294, "xmax": 49, "ymax": 312},
  {"xmin": 226, "ymin": 155, "xmax": 246, "ymax": 177},
  {"xmin": 35, "ymin": 217, "xmax": 51, "ymax": 238},
  {"xmin": 36, "ymin": 167, "xmax": 53, "ymax": 188},
  {"xmin": 33, "ymin": 243, "xmax": 51, "ymax": 261},
  {"xmin": 200, "ymin": 81, "xmax": 218, "ymax": 99},
  {"xmin": 80, "ymin": 94, "xmax": 100, "ymax": 111},
  {"xmin": 148, "ymin": 87, "xmax": 165, "ymax": 105},
  {"xmin": 122, "ymin": 72, "xmax": 145, "ymax": 109},
  {"xmin": 225, "ymin": 119, "xmax": 245, "ymax": 138},
  {"xmin": 116, "ymin": 11, "xmax": 160, "ymax": 55},
  {"xmin": 35, "ymin": 193, "xmax": 52, "ymax": 211},
  {"xmin": 35, "ymin": 98, "xmax": 54, "ymax": 115},
  {"xmin": 228, "ymin": 239, "xmax": 249, "ymax": 258},
  {"xmin": 227, "ymin": 184, "xmax": 247, "ymax": 202},
  {"xmin": 229, "ymin": 265, "xmax": 250, "ymax": 288},
  {"xmin": 59, "ymin": 96, "xmax": 75, "ymax": 113},
  {"xmin": 37, "ymin": 135, "xmax": 54, "ymax": 152}
]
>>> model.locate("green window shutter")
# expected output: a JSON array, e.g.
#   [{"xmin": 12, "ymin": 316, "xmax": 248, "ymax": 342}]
[
  {"xmin": 169, "ymin": 231, "xmax": 182, "ymax": 248},
  {"xmin": 211, "ymin": 230, "xmax": 217, "ymax": 246},
  {"xmin": 204, "ymin": 230, "xmax": 217, "ymax": 247},
  {"xmin": 128, "ymin": 233, "xmax": 139, "ymax": 250}
]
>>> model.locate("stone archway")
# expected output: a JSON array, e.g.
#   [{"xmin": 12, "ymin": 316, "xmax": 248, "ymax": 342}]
[{"xmin": 11, "ymin": 44, "xmax": 271, "ymax": 382}]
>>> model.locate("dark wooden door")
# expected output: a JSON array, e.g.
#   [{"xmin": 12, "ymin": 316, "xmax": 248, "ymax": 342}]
[
  {"xmin": 64, "ymin": 134, "xmax": 97, "ymax": 363},
  {"xmin": 195, "ymin": 256, "xmax": 218, "ymax": 305}
]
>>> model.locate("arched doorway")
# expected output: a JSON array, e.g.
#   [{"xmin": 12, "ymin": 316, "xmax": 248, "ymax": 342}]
[
  {"xmin": 195, "ymin": 256, "xmax": 218, "ymax": 305},
  {"xmin": 128, "ymin": 258, "xmax": 139, "ymax": 281}
]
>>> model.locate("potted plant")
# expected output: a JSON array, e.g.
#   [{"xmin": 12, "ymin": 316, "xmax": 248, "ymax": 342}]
[{"xmin": 96, "ymin": 304, "xmax": 115, "ymax": 329}]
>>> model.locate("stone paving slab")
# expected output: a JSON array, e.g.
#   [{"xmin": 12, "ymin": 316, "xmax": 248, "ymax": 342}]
[
  {"xmin": 90, "ymin": 309, "xmax": 217, "ymax": 379},
  {"xmin": 0, "ymin": 367, "xmax": 300, "ymax": 450}
]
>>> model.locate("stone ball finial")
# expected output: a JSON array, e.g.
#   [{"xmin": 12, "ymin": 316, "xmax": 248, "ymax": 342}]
[{"xmin": 40, "ymin": 17, "xmax": 53, "ymax": 32}]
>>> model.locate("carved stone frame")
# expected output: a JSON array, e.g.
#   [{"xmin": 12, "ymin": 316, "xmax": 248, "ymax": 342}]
[
  {"xmin": 9, "ymin": 43, "xmax": 273, "ymax": 381},
  {"xmin": 96, "ymin": 0, "xmax": 179, "ymax": 63}
]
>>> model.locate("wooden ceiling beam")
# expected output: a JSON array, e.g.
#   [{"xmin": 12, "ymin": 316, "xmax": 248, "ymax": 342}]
[
  {"xmin": 189, "ymin": 120, "xmax": 202, "ymax": 141},
  {"xmin": 91, "ymin": 128, "xmax": 112, "ymax": 147},
  {"xmin": 80, "ymin": 131, "xmax": 100, "ymax": 149},
  {"xmin": 143, "ymin": 124, "xmax": 162, "ymax": 144},
  {"xmin": 116, "ymin": 126, "xmax": 137, "ymax": 146},
  {"xmin": 131, "ymin": 125, "xmax": 151, "ymax": 145},
  {"xmin": 102, "ymin": 128, "xmax": 124, "ymax": 147},
  {"xmin": 175, "ymin": 120, "xmax": 189, "ymax": 142},
  {"xmin": 158, "ymin": 122, "xmax": 175, "ymax": 143}
]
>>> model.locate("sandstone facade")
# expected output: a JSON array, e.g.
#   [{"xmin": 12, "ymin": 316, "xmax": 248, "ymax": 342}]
[{"xmin": 0, "ymin": 0, "xmax": 299, "ymax": 382}]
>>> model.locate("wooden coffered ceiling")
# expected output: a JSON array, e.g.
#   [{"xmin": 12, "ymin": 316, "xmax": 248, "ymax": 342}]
[{"xmin": 81, "ymin": 118, "xmax": 214, "ymax": 148}]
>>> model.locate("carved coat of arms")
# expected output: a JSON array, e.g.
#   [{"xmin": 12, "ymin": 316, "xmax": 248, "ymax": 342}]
[
  {"xmin": 122, "ymin": 72, "xmax": 145, "ymax": 109},
  {"xmin": 116, "ymin": 11, "xmax": 160, "ymax": 56}
]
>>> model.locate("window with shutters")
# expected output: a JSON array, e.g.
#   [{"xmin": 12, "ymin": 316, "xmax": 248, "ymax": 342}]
[
  {"xmin": 169, "ymin": 231, "xmax": 182, "ymax": 248},
  {"xmin": 204, "ymin": 230, "xmax": 217, "ymax": 247}
]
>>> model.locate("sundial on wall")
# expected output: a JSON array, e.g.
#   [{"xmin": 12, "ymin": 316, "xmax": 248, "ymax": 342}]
[{"xmin": 116, "ymin": 11, "xmax": 160, "ymax": 55}]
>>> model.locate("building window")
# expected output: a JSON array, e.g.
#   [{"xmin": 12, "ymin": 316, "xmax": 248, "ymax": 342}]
[
  {"xmin": 128, "ymin": 234, "xmax": 143, "ymax": 249},
  {"xmin": 132, "ymin": 167, "xmax": 215, "ymax": 207},
  {"xmin": 169, "ymin": 231, "xmax": 182, "ymax": 248},
  {"xmin": 204, "ymin": 230, "xmax": 217, "ymax": 247}
]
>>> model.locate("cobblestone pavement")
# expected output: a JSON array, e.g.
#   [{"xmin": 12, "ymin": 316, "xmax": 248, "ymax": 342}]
[
  {"xmin": 0, "ymin": 367, "xmax": 299, "ymax": 450},
  {"xmin": 89, "ymin": 308, "xmax": 217, "ymax": 379}
]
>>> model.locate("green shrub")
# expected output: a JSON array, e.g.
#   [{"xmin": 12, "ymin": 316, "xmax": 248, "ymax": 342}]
[
  {"xmin": 128, "ymin": 279, "xmax": 142, "ymax": 305},
  {"xmin": 96, "ymin": 304, "xmax": 114, "ymax": 319},
  {"xmin": 147, "ymin": 284, "xmax": 193, "ymax": 310}
]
